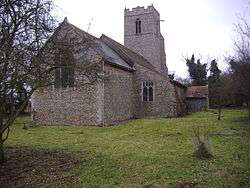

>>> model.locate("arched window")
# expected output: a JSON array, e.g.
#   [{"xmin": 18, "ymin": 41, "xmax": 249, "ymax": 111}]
[
  {"xmin": 148, "ymin": 87, "xmax": 153, "ymax": 101},
  {"xmin": 136, "ymin": 18, "xmax": 141, "ymax": 34},
  {"xmin": 142, "ymin": 81, "xmax": 154, "ymax": 101},
  {"xmin": 54, "ymin": 45, "xmax": 75, "ymax": 88},
  {"xmin": 143, "ymin": 86, "xmax": 148, "ymax": 101}
]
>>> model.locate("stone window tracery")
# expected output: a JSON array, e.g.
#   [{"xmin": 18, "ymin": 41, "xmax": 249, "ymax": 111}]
[
  {"xmin": 142, "ymin": 81, "xmax": 154, "ymax": 101},
  {"xmin": 54, "ymin": 47, "xmax": 75, "ymax": 88}
]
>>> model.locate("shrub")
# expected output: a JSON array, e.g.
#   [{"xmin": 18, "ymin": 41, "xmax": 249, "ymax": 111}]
[{"xmin": 192, "ymin": 126, "xmax": 213, "ymax": 159}]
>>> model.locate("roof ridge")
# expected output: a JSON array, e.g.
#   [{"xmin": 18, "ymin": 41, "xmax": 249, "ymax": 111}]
[{"xmin": 67, "ymin": 22, "xmax": 99, "ymax": 41}]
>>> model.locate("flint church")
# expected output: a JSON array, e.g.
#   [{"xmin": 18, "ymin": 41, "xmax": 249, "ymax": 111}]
[{"xmin": 31, "ymin": 5, "xmax": 190, "ymax": 126}]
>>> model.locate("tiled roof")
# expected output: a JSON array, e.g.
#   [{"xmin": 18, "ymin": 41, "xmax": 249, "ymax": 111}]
[
  {"xmin": 186, "ymin": 85, "xmax": 208, "ymax": 98},
  {"xmin": 95, "ymin": 39, "xmax": 134, "ymax": 71},
  {"xmin": 100, "ymin": 34, "xmax": 158, "ymax": 72}
]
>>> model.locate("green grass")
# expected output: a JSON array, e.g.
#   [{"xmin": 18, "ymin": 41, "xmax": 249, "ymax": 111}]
[{"xmin": 6, "ymin": 109, "xmax": 250, "ymax": 187}]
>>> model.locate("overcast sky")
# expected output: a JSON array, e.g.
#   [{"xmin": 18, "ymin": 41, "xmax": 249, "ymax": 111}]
[{"xmin": 53, "ymin": 0, "xmax": 249, "ymax": 78}]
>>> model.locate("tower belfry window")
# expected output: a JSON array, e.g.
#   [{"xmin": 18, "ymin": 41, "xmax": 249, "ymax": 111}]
[{"xmin": 136, "ymin": 19, "xmax": 141, "ymax": 34}]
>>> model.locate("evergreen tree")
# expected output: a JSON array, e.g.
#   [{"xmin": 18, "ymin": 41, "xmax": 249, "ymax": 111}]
[
  {"xmin": 186, "ymin": 55, "xmax": 207, "ymax": 86},
  {"xmin": 208, "ymin": 59, "xmax": 222, "ymax": 118},
  {"xmin": 209, "ymin": 59, "xmax": 221, "ymax": 80}
]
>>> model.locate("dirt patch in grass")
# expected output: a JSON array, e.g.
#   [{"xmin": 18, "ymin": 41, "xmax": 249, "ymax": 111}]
[
  {"xmin": 0, "ymin": 146, "xmax": 80, "ymax": 188},
  {"xmin": 175, "ymin": 181, "xmax": 197, "ymax": 188}
]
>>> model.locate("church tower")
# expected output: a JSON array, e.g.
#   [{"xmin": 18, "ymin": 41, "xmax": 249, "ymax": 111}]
[{"xmin": 124, "ymin": 5, "xmax": 168, "ymax": 74}]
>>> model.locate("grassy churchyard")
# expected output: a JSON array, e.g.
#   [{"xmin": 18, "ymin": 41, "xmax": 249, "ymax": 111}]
[{"xmin": 1, "ymin": 109, "xmax": 249, "ymax": 187}]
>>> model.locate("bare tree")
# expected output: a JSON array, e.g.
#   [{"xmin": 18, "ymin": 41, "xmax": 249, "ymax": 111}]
[
  {"xmin": 0, "ymin": 0, "xmax": 58, "ymax": 163},
  {"xmin": 0, "ymin": 0, "xmax": 103, "ymax": 163},
  {"xmin": 228, "ymin": 11, "xmax": 250, "ymax": 119}
]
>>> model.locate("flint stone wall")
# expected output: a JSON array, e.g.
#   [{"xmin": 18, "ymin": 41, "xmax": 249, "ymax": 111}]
[
  {"xmin": 31, "ymin": 81, "xmax": 104, "ymax": 126},
  {"xmin": 103, "ymin": 64, "xmax": 135, "ymax": 124},
  {"xmin": 32, "ymin": 62, "xmax": 178, "ymax": 126},
  {"xmin": 31, "ymin": 20, "xmax": 105, "ymax": 126},
  {"xmin": 133, "ymin": 64, "xmax": 177, "ymax": 118}
]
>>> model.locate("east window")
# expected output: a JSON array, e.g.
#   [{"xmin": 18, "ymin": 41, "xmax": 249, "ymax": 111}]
[
  {"xmin": 55, "ymin": 65, "xmax": 74, "ymax": 88},
  {"xmin": 54, "ymin": 47, "xmax": 75, "ymax": 88}
]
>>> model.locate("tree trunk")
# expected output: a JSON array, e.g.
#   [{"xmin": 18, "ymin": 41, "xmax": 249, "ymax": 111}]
[
  {"xmin": 218, "ymin": 106, "xmax": 221, "ymax": 120},
  {"xmin": 0, "ymin": 99, "xmax": 6, "ymax": 164},
  {"xmin": 0, "ymin": 104, "xmax": 4, "ymax": 163},
  {"xmin": 0, "ymin": 133, "xmax": 4, "ymax": 164},
  {"xmin": 218, "ymin": 97, "xmax": 222, "ymax": 121},
  {"xmin": 248, "ymin": 102, "xmax": 250, "ymax": 120}
]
